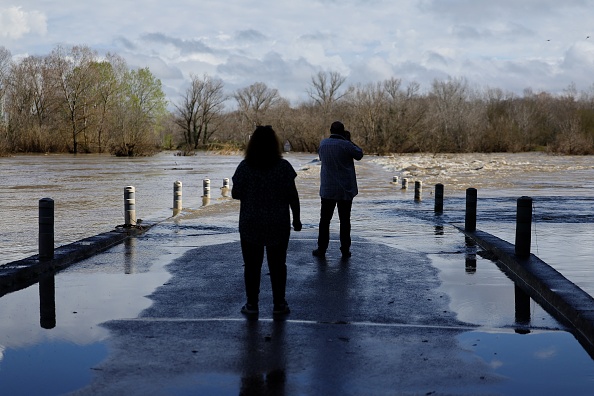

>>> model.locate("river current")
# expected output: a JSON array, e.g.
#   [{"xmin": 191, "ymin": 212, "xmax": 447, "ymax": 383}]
[{"xmin": 1, "ymin": 151, "xmax": 593, "ymax": 297}]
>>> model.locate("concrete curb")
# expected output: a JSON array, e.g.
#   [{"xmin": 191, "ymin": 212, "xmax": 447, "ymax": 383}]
[
  {"xmin": 457, "ymin": 225, "xmax": 594, "ymax": 357},
  {"xmin": 0, "ymin": 223, "xmax": 154, "ymax": 297}
]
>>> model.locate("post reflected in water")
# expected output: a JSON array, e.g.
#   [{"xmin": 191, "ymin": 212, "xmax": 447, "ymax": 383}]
[
  {"xmin": 39, "ymin": 274, "xmax": 56, "ymax": 329},
  {"xmin": 434, "ymin": 225, "xmax": 444, "ymax": 236},
  {"xmin": 239, "ymin": 320, "xmax": 287, "ymax": 395},
  {"xmin": 221, "ymin": 178, "xmax": 231, "ymax": 198},
  {"xmin": 124, "ymin": 237, "xmax": 136, "ymax": 274},
  {"xmin": 465, "ymin": 236, "xmax": 477, "ymax": 274},
  {"xmin": 514, "ymin": 284, "xmax": 531, "ymax": 334}
]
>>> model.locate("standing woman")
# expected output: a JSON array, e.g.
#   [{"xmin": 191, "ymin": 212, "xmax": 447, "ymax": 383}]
[{"xmin": 232, "ymin": 125, "xmax": 302, "ymax": 315}]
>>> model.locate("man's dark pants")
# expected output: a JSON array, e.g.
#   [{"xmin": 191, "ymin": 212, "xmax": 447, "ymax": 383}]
[{"xmin": 317, "ymin": 198, "xmax": 352, "ymax": 254}]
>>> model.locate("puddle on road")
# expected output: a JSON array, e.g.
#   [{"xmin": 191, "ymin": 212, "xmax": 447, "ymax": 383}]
[
  {"xmin": 431, "ymin": 250, "xmax": 561, "ymax": 330},
  {"xmin": 457, "ymin": 330, "xmax": 594, "ymax": 394},
  {"xmin": 0, "ymin": 228, "xmax": 185, "ymax": 394},
  {"xmin": 0, "ymin": 220, "xmax": 241, "ymax": 394},
  {"xmin": 361, "ymin": 207, "xmax": 594, "ymax": 389},
  {"xmin": 430, "ymin": 228, "xmax": 594, "ymax": 393},
  {"xmin": 0, "ymin": 341, "xmax": 108, "ymax": 396}
]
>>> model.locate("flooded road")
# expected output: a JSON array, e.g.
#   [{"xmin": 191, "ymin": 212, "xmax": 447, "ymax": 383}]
[{"xmin": 1, "ymin": 151, "xmax": 594, "ymax": 394}]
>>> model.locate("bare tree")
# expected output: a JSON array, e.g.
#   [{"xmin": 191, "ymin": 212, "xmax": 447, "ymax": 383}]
[
  {"xmin": 348, "ymin": 82, "xmax": 387, "ymax": 150},
  {"xmin": 386, "ymin": 81, "xmax": 428, "ymax": 152},
  {"xmin": 175, "ymin": 74, "xmax": 202, "ymax": 149},
  {"xmin": 174, "ymin": 74, "xmax": 226, "ymax": 151},
  {"xmin": 307, "ymin": 71, "xmax": 350, "ymax": 113},
  {"xmin": 2, "ymin": 54, "xmax": 62, "ymax": 152},
  {"xmin": 0, "ymin": 46, "xmax": 12, "ymax": 148},
  {"xmin": 427, "ymin": 77, "xmax": 477, "ymax": 152},
  {"xmin": 306, "ymin": 71, "xmax": 352, "ymax": 140},
  {"xmin": 549, "ymin": 84, "xmax": 592, "ymax": 154},
  {"xmin": 233, "ymin": 82, "xmax": 281, "ymax": 129},
  {"xmin": 0, "ymin": 47, "xmax": 12, "ymax": 150},
  {"xmin": 198, "ymin": 76, "xmax": 226, "ymax": 145}
]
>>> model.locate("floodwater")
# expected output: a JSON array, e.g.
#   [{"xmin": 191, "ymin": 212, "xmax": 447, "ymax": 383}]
[
  {"xmin": 371, "ymin": 152, "xmax": 594, "ymax": 298},
  {"xmin": 2, "ymin": 151, "xmax": 594, "ymax": 296},
  {"xmin": 0, "ymin": 152, "xmax": 242, "ymax": 265},
  {"xmin": 1, "ymin": 151, "xmax": 594, "ymax": 394}
]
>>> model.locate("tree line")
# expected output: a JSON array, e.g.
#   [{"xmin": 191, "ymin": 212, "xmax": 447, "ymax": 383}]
[
  {"xmin": 2, "ymin": 44, "xmax": 594, "ymax": 156},
  {"xmin": 0, "ymin": 45, "xmax": 167, "ymax": 155}
]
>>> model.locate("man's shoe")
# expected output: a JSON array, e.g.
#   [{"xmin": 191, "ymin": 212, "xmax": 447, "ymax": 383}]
[
  {"xmin": 241, "ymin": 303, "xmax": 259, "ymax": 314},
  {"xmin": 273, "ymin": 302, "xmax": 290, "ymax": 315},
  {"xmin": 312, "ymin": 249, "xmax": 326, "ymax": 258},
  {"xmin": 341, "ymin": 250, "xmax": 352, "ymax": 259}
]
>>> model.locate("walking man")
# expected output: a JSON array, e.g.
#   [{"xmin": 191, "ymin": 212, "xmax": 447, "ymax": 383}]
[{"xmin": 312, "ymin": 121, "xmax": 364, "ymax": 259}]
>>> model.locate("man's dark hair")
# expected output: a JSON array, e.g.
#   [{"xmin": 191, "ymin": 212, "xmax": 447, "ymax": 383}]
[
  {"xmin": 330, "ymin": 121, "xmax": 345, "ymax": 135},
  {"xmin": 245, "ymin": 125, "xmax": 282, "ymax": 168}
]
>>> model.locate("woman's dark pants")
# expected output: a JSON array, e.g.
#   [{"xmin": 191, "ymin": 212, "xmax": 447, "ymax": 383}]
[{"xmin": 241, "ymin": 238, "xmax": 289, "ymax": 306}]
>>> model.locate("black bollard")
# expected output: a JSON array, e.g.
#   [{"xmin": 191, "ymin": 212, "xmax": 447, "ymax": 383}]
[
  {"xmin": 514, "ymin": 284, "xmax": 531, "ymax": 328},
  {"xmin": 434, "ymin": 183, "xmax": 444, "ymax": 213},
  {"xmin": 465, "ymin": 188, "xmax": 477, "ymax": 232},
  {"xmin": 464, "ymin": 236, "xmax": 477, "ymax": 274},
  {"xmin": 515, "ymin": 196, "xmax": 533, "ymax": 259},
  {"xmin": 39, "ymin": 274, "xmax": 56, "ymax": 329},
  {"xmin": 414, "ymin": 181, "xmax": 422, "ymax": 201},
  {"xmin": 39, "ymin": 198, "xmax": 54, "ymax": 261}
]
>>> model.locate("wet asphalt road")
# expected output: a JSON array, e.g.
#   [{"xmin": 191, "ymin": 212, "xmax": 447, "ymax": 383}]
[{"xmin": 67, "ymin": 215, "xmax": 503, "ymax": 396}]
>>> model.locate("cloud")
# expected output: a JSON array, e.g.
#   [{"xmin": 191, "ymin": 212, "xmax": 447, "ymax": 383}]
[
  {"xmin": 0, "ymin": 6, "xmax": 47, "ymax": 39},
  {"xmin": 419, "ymin": 0, "xmax": 587, "ymax": 21},
  {"xmin": 535, "ymin": 346, "xmax": 557, "ymax": 359},
  {"xmin": 114, "ymin": 36, "xmax": 137, "ymax": 51},
  {"xmin": 563, "ymin": 41, "xmax": 594, "ymax": 69},
  {"xmin": 123, "ymin": 52, "xmax": 184, "ymax": 80},
  {"xmin": 298, "ymin": 32, "xmax": 334, "ymax": 43},
  {"xmin": 234, "ymin": 29, "xmax": 267, "ymax": 43},
  {"xmin": 425, "ymin": 51, "xmax": 449, "ymax": 66},
  {"xmin": 217, "ymin": 52, "xmax": 292, "ymax": 85},
  {"xmin": 349, "ymin": 56, "xmax": 396, "ymax": 85},
  {"xmin": 4, "ymin": 0, "xmax": 594, "ymax": 105},
  {"xmin": 140, "ymin": 33, "xmax": 213, "ymax": 55},
  {"xmin": 452, "ymin": 22, "xmax": 535, "ymax": 42},
  {"xmin": 216, "ymin": 51, "xmax": 317, "ymax": 102},
  {"xmin": 452, "ymin": 25, "xmax": 483, "ymax": 40}
]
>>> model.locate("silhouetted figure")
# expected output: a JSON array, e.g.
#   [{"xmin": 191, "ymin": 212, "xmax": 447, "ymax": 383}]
[
  {"xmin": 232, "ymin": 125, "xmax": 302, "ymax": 316},
  {"xmin": 312, "ymin": 121, "xmax": 363, "ymax": 259}
]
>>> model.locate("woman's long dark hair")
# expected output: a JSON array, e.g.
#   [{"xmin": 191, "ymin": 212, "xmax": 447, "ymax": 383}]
[{"xmin": 244, "ymin": 125, "xmax": 282, "ymax": 168}]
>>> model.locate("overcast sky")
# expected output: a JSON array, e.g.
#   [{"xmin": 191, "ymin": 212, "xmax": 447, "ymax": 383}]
[{"xmin": 1, "ymin": 0, "xmax": 594, "ymax": 105}]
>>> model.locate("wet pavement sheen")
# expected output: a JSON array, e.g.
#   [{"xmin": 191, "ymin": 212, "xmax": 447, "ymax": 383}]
[
  {"xmin": 65, "ymin": 213, "xmax": 594, "ymax": 395},
  {"xmin": 2, "ymin": 155, "xmax": 594, "ymax": 395}
]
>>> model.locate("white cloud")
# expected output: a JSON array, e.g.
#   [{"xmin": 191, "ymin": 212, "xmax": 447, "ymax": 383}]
[
  {"xmin": 3, "ymin": 1, "xmax": 594, "ymax": 103},
  {"xmin": 535, "ymin": 346, "xmax": 557, "ymax": 359},
  {"xmin": 0, "ymin": 6, "xmax": 47, "ymax": 39},
  {"xmin": 563, "ymin": 41, "xmax": 594, "ymax": 69},
  {"xmin": 419, "ymin": 0, "xmax": 588, "ymax": 22},
  {"xmin": 123, "ymin": 52, "xmax": 184, "ymax": 81}
]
